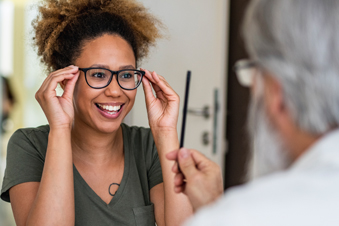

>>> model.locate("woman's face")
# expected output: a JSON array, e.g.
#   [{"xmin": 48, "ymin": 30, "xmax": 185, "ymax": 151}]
[{"xmin": 73, "ymin": 34, "xmax": 137, "ymax": 134}]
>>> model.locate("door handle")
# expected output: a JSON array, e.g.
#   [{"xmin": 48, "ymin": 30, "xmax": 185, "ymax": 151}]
[
  {"xmin": 202, "ymin": 131, "xmax": 211, "ymax": 145},
  {"xmin": 213, "ymin": 89, "xmax": 219, "ymax": 154},
  {"xmin": 187, "ymin": 105, "xmax": 210, "ymax": 119}
]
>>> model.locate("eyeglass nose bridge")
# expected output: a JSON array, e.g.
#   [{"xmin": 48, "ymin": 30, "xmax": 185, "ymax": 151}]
[
  {"xmin": 98, "ymin": 70, "xmax": 128, "ymax": 91},
  {"xmin": 106, "ymin": 71, "xmax": 122, "ymax": 89}
]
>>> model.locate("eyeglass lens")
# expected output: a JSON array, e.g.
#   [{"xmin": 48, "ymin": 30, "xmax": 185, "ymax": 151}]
[{"xmin": 85, "ymin": 69, "xmax": 143, "ymax": 89}]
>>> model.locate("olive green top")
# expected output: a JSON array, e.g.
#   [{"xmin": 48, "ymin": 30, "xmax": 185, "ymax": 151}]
[{"xmin": 1, "ymin": 123, "xmax": 163, "ymax": 226}]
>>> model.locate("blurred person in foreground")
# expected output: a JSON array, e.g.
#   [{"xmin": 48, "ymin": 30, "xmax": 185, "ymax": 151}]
[
  {"xmin": 1, "ymin": 76, "xmax": 15, "ymax": 133},
  {"xmin": 167, "ymin": 0, "xmax": 339, "ymax": 225}
]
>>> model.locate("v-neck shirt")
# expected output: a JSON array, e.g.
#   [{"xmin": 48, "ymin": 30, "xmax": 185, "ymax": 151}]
[{"xmin": 1, "ymin": 123, "xmax": 163, "ymax": 226}]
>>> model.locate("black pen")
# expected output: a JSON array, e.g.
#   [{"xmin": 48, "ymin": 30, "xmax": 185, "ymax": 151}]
[{"xmin": 180, "ymin": 71, "xmax": 191, "ymax": 148}]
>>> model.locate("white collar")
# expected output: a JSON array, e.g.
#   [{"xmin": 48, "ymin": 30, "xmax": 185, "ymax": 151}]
[{"xmin": 290, "ymin": 128, "xmax": 339, "ymax": 172}]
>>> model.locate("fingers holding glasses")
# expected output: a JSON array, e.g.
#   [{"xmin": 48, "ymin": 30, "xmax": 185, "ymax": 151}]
[
  {"xmin": 39, "ymin": 66, "xmax": 78, "ymax": 93},
  {"xmin": 141, "ymin": 70, "xmax": 166, "ymax": 107},
  {"xmin": 141, "ymin": 69, "xmax": 179, "ymax": 103},
  {"xmin": 36, "ymin": 65, "xmax": 80, "ymax": 129},
  {"xmin": 141, "ymin": 72, "xmax": 156, "ymax": 106},
  {"xmin": 62, "ymin": 70, "xmax": 80, "ymax": 100},
  {"xmin": 38, "ymin": 65, "xmax": 79, "ymax": 101},
  {"xmin": 141, "ymin": 69, "xmax": 180, "ymax": 131}
]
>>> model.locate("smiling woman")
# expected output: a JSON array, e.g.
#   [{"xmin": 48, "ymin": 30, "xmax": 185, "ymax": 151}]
[
  {"xmin": 73, "ymin": 35, "xmax": 138, "ymax": 133},
  {"xmin": 0, "ymin": 0, "xmax": 192, "ymax": 226}
]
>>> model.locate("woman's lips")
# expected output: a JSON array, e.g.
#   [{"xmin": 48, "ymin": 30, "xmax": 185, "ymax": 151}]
[{"xmin": 95, "ymin": 103, "xmax": 124, "ymax": 119}]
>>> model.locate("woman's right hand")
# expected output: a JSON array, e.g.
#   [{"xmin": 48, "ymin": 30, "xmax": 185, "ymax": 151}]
[{"xmin": 35, "ymin": 65, "xmax": 79, "ymax": 130}]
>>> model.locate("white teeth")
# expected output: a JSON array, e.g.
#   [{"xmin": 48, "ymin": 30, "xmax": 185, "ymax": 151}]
[
  {"xmin": 98, "ymin": 104, "xmax": 121, "ymax": 112},
  {"xmin": 107, "ymin": 111, "xmax": 117, "ymax": 115}
]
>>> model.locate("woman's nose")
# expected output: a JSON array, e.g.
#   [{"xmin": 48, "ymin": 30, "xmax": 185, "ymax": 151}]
[{"xmin": 104, "ymin": 76, "xmax": 123, "ymax": 97}]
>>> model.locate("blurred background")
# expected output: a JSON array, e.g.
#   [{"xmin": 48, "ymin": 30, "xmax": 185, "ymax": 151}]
[{"xmin": 0, "ymin": 0, "xmax": 251, "ymax": 224}]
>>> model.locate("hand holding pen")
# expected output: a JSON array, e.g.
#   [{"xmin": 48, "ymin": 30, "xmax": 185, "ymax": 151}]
[{"xmin": 166, "ymin": 71, "xmax": 224, "ymax": 212}]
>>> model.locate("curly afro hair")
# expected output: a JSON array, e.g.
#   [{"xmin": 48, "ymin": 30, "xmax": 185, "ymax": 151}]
[{"xmin": 33, "ymin": 0, "xmax": 163, "ymax": 72}]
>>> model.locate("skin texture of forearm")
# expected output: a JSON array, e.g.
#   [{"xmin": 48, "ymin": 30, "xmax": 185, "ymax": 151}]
[
  {"xmin": 26, "ymin": 129, "xmax": 75, "ymax": 226},
  {"xmin": 153, "ymin": 129, "xmax": 193, "ymax": 226}
]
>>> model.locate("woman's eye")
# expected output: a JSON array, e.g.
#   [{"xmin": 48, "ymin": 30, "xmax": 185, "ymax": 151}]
[
  {"xmin": 120, "ymin": 73, "xmax": 133, "ymax": 79},
  {"xmin": 91, "ymin": 72, "xmax": 106, "ymax": 78}
]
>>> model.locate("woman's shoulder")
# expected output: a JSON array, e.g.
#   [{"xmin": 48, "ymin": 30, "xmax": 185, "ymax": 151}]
[
  {"xmin": 8, "ymin": 125, "xmax": 50, "ymax": 156},
  {"xmin": 2, "ymin": 126, "xmax": 49, "ymax": 202},
  {"xmin": 10, "ymin": 125, "xmax": 49, "ymax": 143},
  {"xmin": 13, "ymin": 124, "xmax": 50, "ymax": 135},
  {"xmin": 12, "ymin": 124, "xmax": 49, "ymax": 133}
]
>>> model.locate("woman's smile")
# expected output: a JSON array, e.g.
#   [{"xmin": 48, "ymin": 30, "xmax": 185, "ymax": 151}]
[{"xmin": 95, "ymin": 102, "xmax": 125, "ymax": 119}]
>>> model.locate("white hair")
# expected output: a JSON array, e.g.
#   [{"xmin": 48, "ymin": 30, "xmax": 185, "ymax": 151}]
[
  {"xmin": 243, "ymin": 0, "xmax": 339, "ymax": 135},
  {"xmin": 247, "ymin": 74, "xmax": 291, "ymax": 179}
]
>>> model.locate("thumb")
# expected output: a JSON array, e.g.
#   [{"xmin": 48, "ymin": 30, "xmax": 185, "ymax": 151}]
[
  {"xmin": 62, "ymin": 72, "xmax": 79, "ymax": 99},
  {"xmin": 141, "ymin": 75, "xmax": 156, "ymax": 108},
  {"xmin": 178, "ymin": 148, "xmax": 198, "ymax": 178},
  {"xmin": 166, "ymin": 150, "xmax": 179, "ymax": 161}
]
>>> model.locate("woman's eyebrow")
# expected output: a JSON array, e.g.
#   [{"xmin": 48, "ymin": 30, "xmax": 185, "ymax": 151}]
[
  {"xmin": 88, "ymin": 64, "xmax": 135, "ymax": 70},
  {"xmin": 89, "ymin": 64, "xmax": 109, "ymax": 69},
  {"xmin": 119, "ymin": 65, "xmax": 135, "ymax": 70}
]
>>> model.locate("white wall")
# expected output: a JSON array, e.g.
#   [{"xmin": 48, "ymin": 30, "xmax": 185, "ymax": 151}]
[
  {"xmin": 23, "ymin": 2, "xmax": 48, "ymax": 128},
  {"xmin": 0, "ymin": 1, "xmax": 14, "ymax": 76},
  {"xmin": 132, "ymin": 0, "xmax": 229, "ymax": 168}
]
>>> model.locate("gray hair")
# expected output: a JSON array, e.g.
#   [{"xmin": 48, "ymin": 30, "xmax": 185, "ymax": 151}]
[{"xmin": 243, "ymin": 0, "xmax": 339, "ymax": 134}]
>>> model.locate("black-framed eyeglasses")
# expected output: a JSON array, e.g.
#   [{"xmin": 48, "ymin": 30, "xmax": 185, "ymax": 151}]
[
  {"xmin": 233, "ymin": 59, "xmax": 260, "ymax": 87},
  {"xmin": 79, "ymin": 68, "xmax": 145, "ymax": 90}
]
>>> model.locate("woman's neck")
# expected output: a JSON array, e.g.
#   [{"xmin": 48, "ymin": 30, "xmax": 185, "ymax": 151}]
[{"xmin": 70, "ymin": 120, "xmax": 124, "ymax": 166}]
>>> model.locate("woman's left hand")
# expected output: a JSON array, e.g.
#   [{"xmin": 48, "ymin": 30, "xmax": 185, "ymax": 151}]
[{"xmin": 141, "ymin": 69, "xmax": 180, "ymax": 133}]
